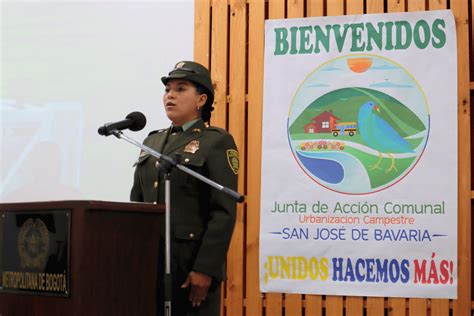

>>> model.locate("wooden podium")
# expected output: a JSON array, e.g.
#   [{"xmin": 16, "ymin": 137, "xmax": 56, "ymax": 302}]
[{"xmin": 0, "ymin": 200, "xmax": 164, "ymax": 316}]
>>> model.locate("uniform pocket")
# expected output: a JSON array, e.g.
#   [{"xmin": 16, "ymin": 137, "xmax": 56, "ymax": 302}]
[
  {"xmin": 174, "ymin": 225, "xmax": 204, "ymax": 241},
  {"xmin": 175, "ymin": 154, "xmax": 206, "ymax": 190},
  {"xmin": 172, "ymin": 225, "xmax": 204, "ymax": 273},
  {"xmin": 180, "ymin": 154, "xmax": 205, "ymax": 169}
]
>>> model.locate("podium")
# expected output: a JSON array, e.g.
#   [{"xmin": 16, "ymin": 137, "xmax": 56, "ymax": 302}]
[{"xmin": 0, "ymin": 200, "xmax": 164, "ymax": 316}]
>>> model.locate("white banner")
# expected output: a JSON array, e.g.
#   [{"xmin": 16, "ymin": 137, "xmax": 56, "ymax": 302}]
[{"xmin": 260, "ymin": 10, "xmax": 457, "ymax": 298}]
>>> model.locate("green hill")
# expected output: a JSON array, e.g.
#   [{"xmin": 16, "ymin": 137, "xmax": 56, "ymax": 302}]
[{"xmin": 289, "ymin": 87, "xmax": 426, "ymax": 138}]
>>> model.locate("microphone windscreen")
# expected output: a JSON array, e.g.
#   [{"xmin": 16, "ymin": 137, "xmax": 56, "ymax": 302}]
[
  {"xmin": 98, "ymin": 125, "xmax": 108, "ymax": 135},
  {"xmin": 126, "ymin": 111, "xmax": 147, "ymax": 131}
]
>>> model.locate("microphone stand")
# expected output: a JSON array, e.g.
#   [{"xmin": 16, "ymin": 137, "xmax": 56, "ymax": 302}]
[{"xmin": 109, "ymin": 130, "xmax": 244, "ymax": 316}]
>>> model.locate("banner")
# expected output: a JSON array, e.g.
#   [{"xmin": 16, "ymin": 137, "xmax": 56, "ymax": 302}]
[{"xmin": 260, "ymin": 10, "xmax": 457, "ymax": 298}]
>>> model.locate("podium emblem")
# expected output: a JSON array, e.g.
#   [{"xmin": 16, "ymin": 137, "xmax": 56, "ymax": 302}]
[{"xmin": 18, "ymin": 218, "xmax": 50, "ymax": 270}]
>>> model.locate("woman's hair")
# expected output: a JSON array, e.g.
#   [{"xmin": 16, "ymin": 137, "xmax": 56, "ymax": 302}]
[{"xmin": 194, "ymin": 82, "xmax": 214, "ymax": 123}]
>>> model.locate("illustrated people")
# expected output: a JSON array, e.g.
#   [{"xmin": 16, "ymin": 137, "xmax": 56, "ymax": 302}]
[{"xmin": 130, "ymin": 61, "xmax": 239, "ymax": 315}]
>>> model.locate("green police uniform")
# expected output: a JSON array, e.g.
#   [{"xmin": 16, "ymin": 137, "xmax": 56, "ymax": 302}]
[{"xmin": 130, "ymin": 118, "xmax": 238, "ymax": 315}]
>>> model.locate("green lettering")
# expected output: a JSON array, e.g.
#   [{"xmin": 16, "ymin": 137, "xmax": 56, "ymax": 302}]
[
  {"xmin": 395, "ymin": 21, "xmax": 412, "ymax": 50},
  {"xmin": 350, "ymin": 23, "xmax": 365, "ymax": 52},
  {"xmin": 413, "ymin": 20, "xmax": 430, "ymax": 49},
  {"xmin": 290, "ymin": 27, "xmax": 298, "ymax": 54},
  {"xmin": 431, "ymin": 18, "xmax": 446, "ymax": 48},
  {"xmin": 299, "ymin": 26, "xmax": 313, "ymax": 54},
  {"xmin": 314, "ymin": 25, "xmax": 331, "ymax": 53},
  {"xmin": 385, "ymin": 21, "xmax": 395, "ymax": 50},
  {"xmin": 333, "ymin": 24, "xmax": 351, "ymax": 52},
  {"xmin": 366, "ymin": 22, "xmax": 384, "ymax": 51},
  {"xmin": 298, "ymin": 26, "xmax": 314, "ymax": 54},
  {"xmin": 274, "ymin": 28, "xmax": 289, "ymax": 55}
]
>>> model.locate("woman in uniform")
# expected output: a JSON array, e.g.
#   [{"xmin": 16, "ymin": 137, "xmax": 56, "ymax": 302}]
[{"xmin": 130, "ymin": 61, "xmax": 239, "ymax": 316}]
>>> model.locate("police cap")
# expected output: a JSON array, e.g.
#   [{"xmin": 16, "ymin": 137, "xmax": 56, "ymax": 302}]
[{"xmin": 161, "ymin": 61, "xmax": 214, "ymax": 107}]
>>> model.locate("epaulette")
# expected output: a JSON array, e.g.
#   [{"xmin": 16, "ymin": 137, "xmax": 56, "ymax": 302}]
[
  {"xmin": 148, "ymin": 128, "xmax": 167, "ymax": 136},
  {"xmin": 206, "ymin": 126, "xmax": 228, "ymax": 134}
]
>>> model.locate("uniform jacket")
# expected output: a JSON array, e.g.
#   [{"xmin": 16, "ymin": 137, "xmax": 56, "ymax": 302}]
[{"xmin": 130, "ymin": 119, "xmax": 238, "ymax": 281}]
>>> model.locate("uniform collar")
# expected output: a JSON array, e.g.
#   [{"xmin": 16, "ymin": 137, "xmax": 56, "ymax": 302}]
[
  {"xmin": 172, "ymin": 118, "xmax": 201, "ymax": 133},
  {"xmin": 163, "ymin": 119, "xmax": 205, "ymax": 155}
]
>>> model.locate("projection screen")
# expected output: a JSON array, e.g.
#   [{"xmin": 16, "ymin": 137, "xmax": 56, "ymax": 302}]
[{"xmin": 0, "ymin": 0, "xmax": 194, "ymax": 202}]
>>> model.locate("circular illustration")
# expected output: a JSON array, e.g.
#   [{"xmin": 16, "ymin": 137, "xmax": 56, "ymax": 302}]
[{"xmin": 288, "ymin": 54, "xmax": 429, "ymax": 194}]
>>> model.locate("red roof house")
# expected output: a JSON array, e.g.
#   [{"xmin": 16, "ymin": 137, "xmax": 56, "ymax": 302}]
[{"xmin": 304, "ymin": 111, "xmax": 340, "ymax": 134}]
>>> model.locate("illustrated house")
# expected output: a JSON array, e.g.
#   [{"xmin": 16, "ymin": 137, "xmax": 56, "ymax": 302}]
[{"xmin": 304, "ymin": 111, "xmax": 340, "ymax": 133}]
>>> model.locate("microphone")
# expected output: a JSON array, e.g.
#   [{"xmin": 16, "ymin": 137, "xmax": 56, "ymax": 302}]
[{"xmin": 98, "ymin": 111, "xmax": 147, "ymax": 136}]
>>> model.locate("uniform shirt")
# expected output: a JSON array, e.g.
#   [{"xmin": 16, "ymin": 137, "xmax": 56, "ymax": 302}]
[{"xmin": 130, "ymin": 119, "xmax": 239, "ymax": 281}]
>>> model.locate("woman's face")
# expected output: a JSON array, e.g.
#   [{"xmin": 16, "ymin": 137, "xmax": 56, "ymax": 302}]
[{"xmin": 163, "ymin": 79, "xmax": 207, "ymax": 126}]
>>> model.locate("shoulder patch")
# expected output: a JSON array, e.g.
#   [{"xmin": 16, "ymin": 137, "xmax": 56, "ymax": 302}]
[{"xmin": 226, "ymin": 149, "xmax": 239, "ymax": 175}]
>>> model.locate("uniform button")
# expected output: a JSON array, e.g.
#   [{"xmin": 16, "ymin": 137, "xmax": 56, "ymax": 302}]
[
  {"xmin": 189, "ymin": 233, "xmax": 194, "ymax": 239},
  {"xmin": 154, "ymin": 181, "xmax": 158, "ymax": 188},
  {"xmin": 155, "ymin": 161, "xmax": 160, "ymax": 168},
  {"xmin": 184, "ymin": 158, "xmax": 190, "ymax": 163}
]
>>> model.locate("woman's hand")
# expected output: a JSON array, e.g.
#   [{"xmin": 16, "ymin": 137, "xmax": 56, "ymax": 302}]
[{"xmin": 181, "ymin": 271, "xmax": 212, "ymax": 307}]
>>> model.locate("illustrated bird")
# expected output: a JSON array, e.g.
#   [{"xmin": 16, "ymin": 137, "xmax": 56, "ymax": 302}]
[{"xmin": 358, "ymin": 101, "xmax": 414, "ymax": 172}]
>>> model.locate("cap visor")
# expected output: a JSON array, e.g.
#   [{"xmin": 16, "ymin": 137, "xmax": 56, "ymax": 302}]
[{"xmin": 161, "ymin": 71, "xmax": 191, "ymax": 85}]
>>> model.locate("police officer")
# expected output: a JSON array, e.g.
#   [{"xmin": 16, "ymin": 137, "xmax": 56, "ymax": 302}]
[{"xmin": 130, "ymin": 61, "xmax": 239, "ymax": 315}]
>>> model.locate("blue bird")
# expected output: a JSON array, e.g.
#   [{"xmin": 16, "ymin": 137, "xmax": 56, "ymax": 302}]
[{"xmin": 358, "ymin": 101, "xmax": 414, "ymax": 172}]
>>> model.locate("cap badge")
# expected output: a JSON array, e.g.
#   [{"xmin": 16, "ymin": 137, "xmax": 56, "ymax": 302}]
[
  {"xmin": 226, "ymin": 149, "xmax": 240, "ymax": 175},
  {"xmin": 192, "ymin": 128, "xmax": 201, "ymax": 133},
  {"xmin": 175, "ymin": 61, "xmax": 186, "ymax": 69},
  {"xmin": 184, "ymin": 140, "xmax": 200, "ymax": 154}
]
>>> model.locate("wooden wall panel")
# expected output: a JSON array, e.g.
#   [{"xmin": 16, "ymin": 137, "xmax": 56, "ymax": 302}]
[
  {"xmin": 227, "ymin": 1, "xmax": 247, "ymax": 314},
  {"xmin": 347, "ymin": 0, "xmax": 364, "ymax": 15},
  {"xmin": 194, "ymin": 0, "xmax": 210, "ymax": 67},
  {"xmin": 384, "ymin": 0, "xmax": 409, "ymax": 311},
  {"xmin": 246, "ymin": 0, "xmax": 265, "ymax": 315},
  {"xmin": 427, "ymin": 0, "xmax": 450, "ymax": 314},
  {"xmin": 284, "ymin": 1, "xmax": 305, "ymax": 315},
  {"xmin": 366, "ymin": 0, "xmax": 384, "ymax": 14},
  {"xmin": 345, "ymin": 3, "xmax": 365, "ymax": 316},
  {"xmin": 265, "ymin": 0, "xmax": 284, "ymax": 313},
  {"xmin": 407, "ymin": 3, "xmax": 428, "ymax": 316},
  {"xmin": 302, "ymin": 3, "xmax": 324, "ymax": 315},
  {"xmin": 193, "ymin": 0, "xmax": 473, "ymax": 315},
  {"xmin": 210, "ymin": 0, "xmax": 229, "ymax": 129},
  {"xmin": 326, "ymin": 0, "xmax": 344, "ymax": 16},
  {"xmin": 451, "ymin": 0, "xmax": 472, "ymax": 315},
  {"xmin": 306, "ymin": 0, "xmax": 323, "ymax": 17},
  {"xmin": 387, "ymin": 0, "xmax": 404, "ymax": 13},
  {"xmin": 325, "ymin": 1, "xmax": 344, "ymax": 315},
  {"xmin": 385, "ymin": 1, "xmax": 409, "ymax": 314},
  {"xmin": 429, "ymin": 0, "xmax": 447, "ymax": 11},
  {"xmin": 366, "ymin": 2, "xmax": 386, "ymax": 316},
  {"xmin": 431, "ymin": 299, "xmax": 450, "ymax": 316}
]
